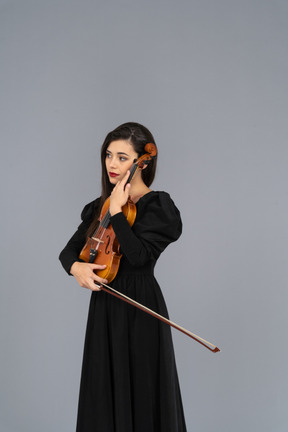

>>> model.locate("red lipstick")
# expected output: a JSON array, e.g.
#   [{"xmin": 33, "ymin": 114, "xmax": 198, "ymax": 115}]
[{"xmin": 109, "ymin": 172, "xmax": 119, "ymax": 178}]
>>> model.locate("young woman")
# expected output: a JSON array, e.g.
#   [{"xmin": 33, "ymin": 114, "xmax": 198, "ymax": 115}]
[{"xmin": 59, "ymin": 122, "xmax": 187, "ymax": 432}]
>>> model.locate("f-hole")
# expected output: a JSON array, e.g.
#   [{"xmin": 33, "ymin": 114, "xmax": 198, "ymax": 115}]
[{"xmin": 105, "ymin": 235, "xmax": 111, "ymax": 254}]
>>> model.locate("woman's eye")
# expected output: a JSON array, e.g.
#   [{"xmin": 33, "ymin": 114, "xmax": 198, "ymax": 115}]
[
  {"xmin": 120, "ymin": 157, "xmax": 127, "ymax": 161},
  {"xmin": 106, "ymin": 153, "xmax": 111, "ymax": 158}
]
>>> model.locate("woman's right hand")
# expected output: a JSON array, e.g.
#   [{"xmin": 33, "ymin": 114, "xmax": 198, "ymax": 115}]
[
  {"xmin": 109, "ymin": 170, "xmax": 131, "ymax": 216},
  {"xmin": 70, "ymin": 262, "xmax": 108, "ymax": 291}
]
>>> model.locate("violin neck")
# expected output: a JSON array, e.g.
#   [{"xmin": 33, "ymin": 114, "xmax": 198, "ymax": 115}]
[{"xmin": 127, "ymin": 161, "xmax": 138, "ymax": 184}]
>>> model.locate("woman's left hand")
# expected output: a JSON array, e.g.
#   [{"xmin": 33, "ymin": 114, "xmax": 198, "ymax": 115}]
[{"xmin": 110, "ymin": 170, "xmax": 131, "ymax": 216}]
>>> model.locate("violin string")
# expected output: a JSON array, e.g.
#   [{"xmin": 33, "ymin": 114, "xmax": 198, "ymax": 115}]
[{"xmin": 92, "ymin": 209, "xmax": 111, "ymax": 252}]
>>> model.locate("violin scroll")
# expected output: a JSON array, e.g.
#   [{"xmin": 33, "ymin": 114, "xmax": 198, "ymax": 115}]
[
  {"xmin": 129, "ymin": 143, "xmax": 157, "ymax": 174},
  {"xmin": 144, "ymin": 142, "xmax": 157, "ymax": 157}
]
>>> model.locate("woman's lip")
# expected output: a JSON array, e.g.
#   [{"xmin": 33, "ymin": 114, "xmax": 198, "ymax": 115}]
[{"xmin": 109, "ymin": 172, "xmax": 119, "ymax": 177}]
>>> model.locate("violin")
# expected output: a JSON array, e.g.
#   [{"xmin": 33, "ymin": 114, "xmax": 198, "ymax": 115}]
[{"xmin": 79, "ymin": 142, "xmax": 157, "ymax": 282}]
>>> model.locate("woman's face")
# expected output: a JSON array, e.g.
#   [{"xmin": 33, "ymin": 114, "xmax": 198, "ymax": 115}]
[{"xmin": 105, "ymin": 140, "xmax": 138, "ymax": 184}]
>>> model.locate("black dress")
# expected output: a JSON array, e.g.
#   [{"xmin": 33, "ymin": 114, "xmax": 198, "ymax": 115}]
[{"xmin": 59, "ymin": 191, "xmax": 187, "ymax": 432}]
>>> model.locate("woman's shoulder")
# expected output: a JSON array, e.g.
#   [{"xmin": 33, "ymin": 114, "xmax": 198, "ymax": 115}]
[
  {"xmin": 80, "ymin": 197, "xmax": 101, "ymax": 221},
  {"xmin": 135, "ymin": 191, "xmax": 182, "ymax": 239},
  {"xmin": 138, "ymin": 190, "xmax": 178, "ymax": 209},
  {"xmin": 137, "ymin": 190, "xmax": 181, "ymax": 221}
]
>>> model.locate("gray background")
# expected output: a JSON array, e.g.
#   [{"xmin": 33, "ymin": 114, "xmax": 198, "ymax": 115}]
[{"xmin": 1, "ymin": 0, "xmax": 287, "ymax": 431}]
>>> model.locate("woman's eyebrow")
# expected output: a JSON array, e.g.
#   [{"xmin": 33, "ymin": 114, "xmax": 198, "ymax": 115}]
[{"xmin": 106, "ymin": 150, "xmax": 131, "ymax": 157}]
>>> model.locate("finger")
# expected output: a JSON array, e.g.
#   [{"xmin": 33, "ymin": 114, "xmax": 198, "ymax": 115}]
[
  {"xmin": 91, "ymin": 265, "xmax": 108, "ymax": 284},
  {"xmin": 121, "ymin": 171, "xmax": 131, "ymax": 194},
  {"xmin": 124, "ymin": 183, "xmax": 131, "ymax": 193},
  {"xmin": 113, "ymin": 180, "xmax": 120, "ymax": 189},
  {"xmin": 91, "ymin": 264, "xmax": 107, "ymax": 270},
  {"xmin": 120, "ymin": 170, "xmax": 130, "ymax": 186},
  {"xmin": 95, "ymin": 277, "xmax": 108, "ymax": 285},
  {"xmin": 84, "ymin": 279, "xmax": 101, "ymax": 291},
  {"xmin": 93, "ymin": 273, "xmax": 108, "ymax": 285},
  {"xmin": 92, "ymin": 282, "xmax": 102, "ymax": 291}
]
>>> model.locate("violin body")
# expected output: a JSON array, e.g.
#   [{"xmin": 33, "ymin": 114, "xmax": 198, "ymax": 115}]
[{"xmin": 79, "ymin": 196, "xmax": 137, "ymax": 282}]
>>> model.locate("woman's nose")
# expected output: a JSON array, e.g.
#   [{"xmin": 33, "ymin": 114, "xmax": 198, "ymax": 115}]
[{"xmin": 109, "ymin": 157, "xmax": 117, "ymax": 169}]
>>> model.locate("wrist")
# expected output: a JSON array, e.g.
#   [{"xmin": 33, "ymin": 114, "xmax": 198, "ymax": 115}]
[
  {"xmin": 70, "ymin": 261, "xmax": 80, "ymax": 275},
  {"xmin": 110, "ymin": 206, "xmax": 122, "ymax": 217}
]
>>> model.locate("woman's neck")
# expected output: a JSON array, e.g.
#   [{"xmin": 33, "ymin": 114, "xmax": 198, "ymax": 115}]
[{"xmin": 129, "ymin": 176, "xmax": 151, "ymax": 203}]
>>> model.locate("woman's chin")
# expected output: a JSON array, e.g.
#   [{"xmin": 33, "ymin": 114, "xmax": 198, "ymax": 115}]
[{"xmin": 108, "ymin": 177, "xmax": 119, "ymax": 185}]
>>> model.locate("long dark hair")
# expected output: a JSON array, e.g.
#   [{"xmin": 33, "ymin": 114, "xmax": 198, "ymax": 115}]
[{"xmin": 87, "ymin": 122, "xmax": 158, "ymax": 237}]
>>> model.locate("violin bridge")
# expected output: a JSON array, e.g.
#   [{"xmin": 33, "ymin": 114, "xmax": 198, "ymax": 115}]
[{"xmin": 92, "ymin": 237, "xmax": 104, "ymax": 244}]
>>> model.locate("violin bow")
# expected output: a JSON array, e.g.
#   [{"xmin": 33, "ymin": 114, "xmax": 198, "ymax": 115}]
[{"xmin": 96, "ymin": 282, "xmax": 220, "ymax": 353}]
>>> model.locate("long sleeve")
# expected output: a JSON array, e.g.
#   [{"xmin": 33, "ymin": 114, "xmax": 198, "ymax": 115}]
[
  {"xmin": 59, "ymin": 198, "xmax": 100, "ymax": 274},
  {"xmin": 110, "ymin": 191, "xmax": 182, "ymax": 267}
]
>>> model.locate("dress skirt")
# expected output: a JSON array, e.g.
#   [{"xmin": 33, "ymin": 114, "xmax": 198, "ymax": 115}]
[{"xmin": 76, "ymin": 270, "xmax": 186, "ymax": 432}]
